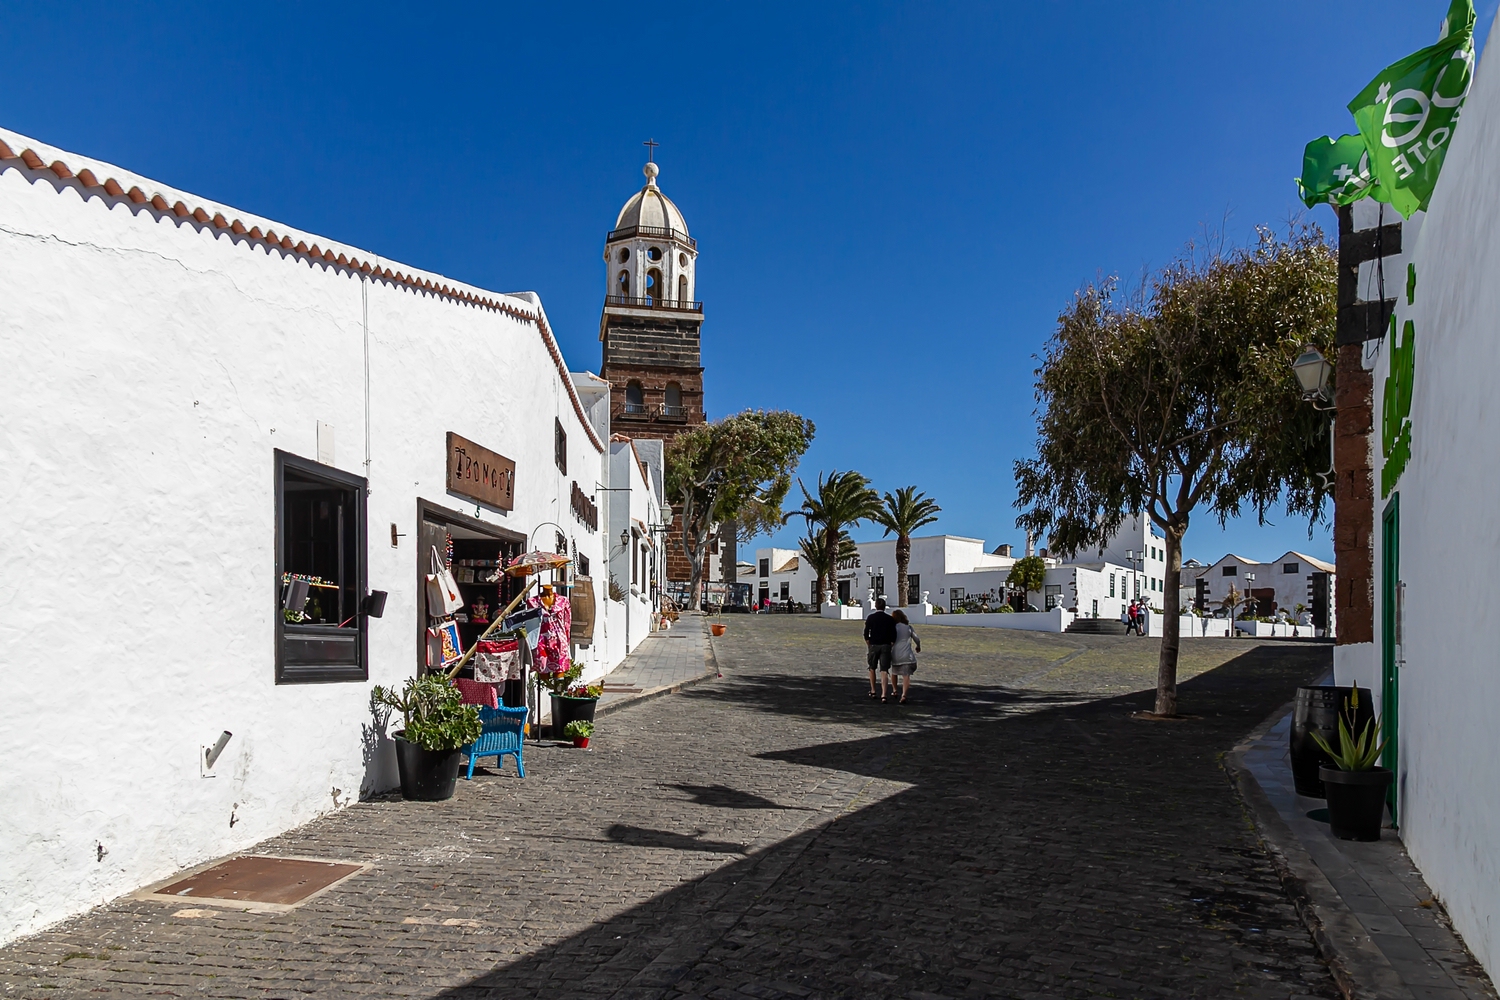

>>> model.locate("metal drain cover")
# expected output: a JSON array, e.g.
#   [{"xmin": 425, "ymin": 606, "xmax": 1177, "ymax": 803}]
[{"xmin": 145, "ymin": 856, "xmax": 367, "ymax": 911}]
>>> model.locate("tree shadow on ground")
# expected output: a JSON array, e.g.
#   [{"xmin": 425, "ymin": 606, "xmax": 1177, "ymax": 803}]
[{"xmin": 433, "ymin": 644, "xmax": 1337, "ymax": 1000}]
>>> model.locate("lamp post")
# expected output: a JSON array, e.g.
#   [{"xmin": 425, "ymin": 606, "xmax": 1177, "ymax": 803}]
[
  {"xmin": 1125, "ymin": 549, "xmax": 1140, "ymax": 603},
  {"xmin": 1245, "ymin": 572, "xmax": 1256, "ymax": 629}
]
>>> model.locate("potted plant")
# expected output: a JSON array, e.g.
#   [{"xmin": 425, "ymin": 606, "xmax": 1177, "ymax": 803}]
[
  {"xmin": 372, "ymin": 675, "xmax": 482, "ymax": 802},
  {"xmin": 564, "ymin": 719, "xmax": 594, "ymax": 749},
  {"xmin": 1313, "ymin": 687, "xmax": 1392, "ymax": 841},
  {"xmin": 540, "ymin": 666, "xmax": 601, "ymax": 737}
]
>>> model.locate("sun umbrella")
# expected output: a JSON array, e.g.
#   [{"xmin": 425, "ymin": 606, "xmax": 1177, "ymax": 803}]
[{"xmin": 505, "ymin": 550, "xmax": 572, "ymax": 577}]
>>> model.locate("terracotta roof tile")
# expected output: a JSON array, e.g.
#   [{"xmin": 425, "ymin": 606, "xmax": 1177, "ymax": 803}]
[{"xmin": 0, "ymin": 133, "xmax": 605, "ymax": 454}]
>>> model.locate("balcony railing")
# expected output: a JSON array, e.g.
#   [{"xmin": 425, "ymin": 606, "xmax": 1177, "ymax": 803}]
[
  {"xmin": 606, "ymin": 225, "xmax": 696, "ymax": 249},
  {"xmin": 604, "ymin": 295, "xmax": 703, "ymax": 313},
  {"xmin": 614, "ymin": 403, "xmax": 700, "ymax": 423}
]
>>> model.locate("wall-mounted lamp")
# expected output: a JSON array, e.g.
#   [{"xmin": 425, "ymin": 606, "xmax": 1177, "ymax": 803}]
[{"xmin": 1292, "ymin": 346, "xmax": 1335, "ymax": 409}]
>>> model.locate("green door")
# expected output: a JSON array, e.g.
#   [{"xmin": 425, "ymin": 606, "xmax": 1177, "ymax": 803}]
[{"xmin": 1381, "ymin": 495, "xmax": 1401, "ymax": 826}]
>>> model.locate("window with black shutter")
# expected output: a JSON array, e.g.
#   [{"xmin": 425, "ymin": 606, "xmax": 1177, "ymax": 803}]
[{"xmin": 554, "ymin": 419, "xmax": 567, "ymax": 475}]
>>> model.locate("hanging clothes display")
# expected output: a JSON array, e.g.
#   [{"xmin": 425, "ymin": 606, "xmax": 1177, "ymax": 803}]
[{"xmin": 525, "ymin": 591, "xmax": 572, "ymax": 675}]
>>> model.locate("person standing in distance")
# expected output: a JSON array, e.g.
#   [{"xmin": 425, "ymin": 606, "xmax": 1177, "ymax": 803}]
[{"xmin": 864, "ymin": 598, "xmax": 897, "ymax": 700}]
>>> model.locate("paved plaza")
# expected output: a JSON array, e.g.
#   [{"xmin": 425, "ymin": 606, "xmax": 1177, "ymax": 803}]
[{"xmin": 3, "ymin": 617, "xmax": 1343, "ymax": 999}]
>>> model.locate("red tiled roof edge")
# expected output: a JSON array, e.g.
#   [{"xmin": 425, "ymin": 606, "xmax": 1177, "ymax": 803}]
[{"xmin": 0, "ymin": 138, "xmax": 603, "ymax": 454}]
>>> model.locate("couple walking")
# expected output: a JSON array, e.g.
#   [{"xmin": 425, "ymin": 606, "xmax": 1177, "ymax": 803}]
[{"xmin": 863, "ymin": 598, "xmax": 920, "ymax": 703}]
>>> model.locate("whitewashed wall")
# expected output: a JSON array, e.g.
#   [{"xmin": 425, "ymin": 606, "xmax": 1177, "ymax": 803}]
[
  {"xmin": 1365, "ymin": 22, "xmax": 1500, "ymax": 979},
  {"xmin": 0, "ymin": 129, "xmax": 611, "ymax": 944}
]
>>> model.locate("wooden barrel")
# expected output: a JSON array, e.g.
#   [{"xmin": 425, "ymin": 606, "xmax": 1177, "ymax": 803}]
[{"xmin": 1290, "ymin": 685, "xmax": 1374, "ymax": 798}]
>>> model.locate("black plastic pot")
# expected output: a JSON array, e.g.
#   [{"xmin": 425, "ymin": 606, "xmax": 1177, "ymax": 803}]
[
  {"xmin": 1319, "ymin": 766, "xmax": 1392, "ymax": 841},
  {"xmin": 1290, "ymin": 686, "xmax": 1374, "ymax": 797},
  {"xmin": 392, "ymin": 733, "xmax": 463, "ymax": 801},
  {"xmin": 550, "ymin": 695, "xmax": 598, "ymax": 737}
]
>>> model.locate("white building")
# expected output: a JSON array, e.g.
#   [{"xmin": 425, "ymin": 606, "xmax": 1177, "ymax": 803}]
[
  {"xmin": 0, "ymin": 127, "xmax": 659, "ymax": 944},
  {"xmin": 1184, "ymin": 552, "xmax": 1336, "ymax": 630},
  {"xmin": 747, "ymin": 515, "xmax": 1165, "ymax": 622},
  {"xmin": 1344, "ymin": 18, "xmax": 1500, "ymax": 978},
  {"xmin": 608, "ymin": 435, "xmax": 666, "ymax": 652}
]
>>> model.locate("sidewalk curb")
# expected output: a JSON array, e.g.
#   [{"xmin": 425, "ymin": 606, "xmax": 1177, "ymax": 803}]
[
  {"xmin": 1225, "ymin": 703, "xmax": 1414, "ymax": 1000},
  {"xmin": 596, "ymin": 618, "xmax": 722, "ymax": 718}
]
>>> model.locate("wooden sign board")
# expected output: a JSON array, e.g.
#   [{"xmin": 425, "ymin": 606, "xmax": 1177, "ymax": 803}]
[{"xmin": 446, "ymin": 432, "xmax": 515, "ymax": 511}]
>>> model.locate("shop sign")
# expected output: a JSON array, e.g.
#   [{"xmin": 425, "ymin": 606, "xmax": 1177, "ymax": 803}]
[
  {"xmin": 570, "ymin": 481, "xmax": 598, "ymax": 532},
  {"xmin": 446, "ymin": 432, "xmax": 515, "ymax": 511}
]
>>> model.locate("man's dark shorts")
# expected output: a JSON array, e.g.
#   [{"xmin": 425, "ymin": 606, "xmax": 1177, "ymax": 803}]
[{"xmin": 867, "ymin": 643, "xmax": 893, "ymax": 672}]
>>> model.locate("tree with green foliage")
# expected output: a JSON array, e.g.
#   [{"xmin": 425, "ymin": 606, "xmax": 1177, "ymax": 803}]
[
  {"xmin": 1014, "ymin": 226, "xmax": 1335, "ymax": 716},
  {"xmin": 792, "ymin": 470, "xmax": 881, "ymax": 604},
  {"xmin": 873, "ymin": 486, "xmax": 941, "ymax": 606},
  {"xmin": 1006, "ymin": 555, "xmax": 1048, "ymax": 612},
  {"xmin": 666, "ymin": 409, "xmax": 814, "ymax": 608}
]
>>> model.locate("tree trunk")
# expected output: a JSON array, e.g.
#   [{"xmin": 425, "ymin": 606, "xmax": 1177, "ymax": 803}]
[
  {"xmin": 823, "ymin": 528, "xmax": 840, "ymax": 605},
  {"xmin": 895, "ymin": 535, "xmax": 911, "ymax": 606},
  {"xmin": 682, "ymin": 514, "xmax": 708, "ymax": 614},
  {"xmin": 1155, "ymin": 519, "xmax": 1187, "ymax": 716}
]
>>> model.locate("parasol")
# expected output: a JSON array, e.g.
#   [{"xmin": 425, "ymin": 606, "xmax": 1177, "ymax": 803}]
[{"xmin": 505, "ymin": 550, "xmax": 572, "ymax": 577}]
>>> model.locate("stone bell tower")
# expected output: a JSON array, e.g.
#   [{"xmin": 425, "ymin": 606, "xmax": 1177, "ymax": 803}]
[{"xmin": 600, "ymin": 156, "xmax": 715, "ymax": 585}]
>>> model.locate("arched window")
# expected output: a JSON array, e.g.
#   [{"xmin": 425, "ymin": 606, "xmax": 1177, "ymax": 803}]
[
  {"xmin": 625, "ymin": 380, "xmax": 645, "ymax": 414},
  {"xmin": 664, "ymin": 381, "xmax": 682, "ymax": 416},
  {"xmin": 678, "ymin": 274, "xmax": 688, "ymax": 302},
  {"xmin": 645, "ymin": 268, "xmax": 662, "ymax": 303},
  {"xmin": 616, "ymin": 269, "xmax": 630, "ymax": 298}
]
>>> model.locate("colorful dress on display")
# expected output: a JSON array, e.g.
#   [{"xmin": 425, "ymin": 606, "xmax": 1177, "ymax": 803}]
[{"xmin": 525, "ymin": 594, "xmax": 572, "ymax": 674}]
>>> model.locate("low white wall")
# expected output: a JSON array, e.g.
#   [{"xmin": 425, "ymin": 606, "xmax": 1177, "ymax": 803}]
[
  {"xmin": 919, "ymin": 608, "xmax": 1074, "ymax": 633},
  {"xmin": 821, "ymin": 603, "xmax": 864, "ymax": 620}
]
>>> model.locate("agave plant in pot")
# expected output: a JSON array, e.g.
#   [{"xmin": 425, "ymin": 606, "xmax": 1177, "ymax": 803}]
[
  {"xmin": 1312, "ymin": 687, "xmax": 1392, "ymax": 841},
  {"xmin": 372, "ymin": 675, "xmax": 482, "ymax": 802}
]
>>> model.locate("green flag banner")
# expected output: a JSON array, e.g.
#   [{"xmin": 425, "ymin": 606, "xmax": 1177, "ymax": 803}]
[
  {"xmin": 1348, "ymin": 0, "xmax": 1476, "ymax": 218},
  {"xmin": 1296, "ymin": 134, "xmax": 1388, "ymax": 207}
]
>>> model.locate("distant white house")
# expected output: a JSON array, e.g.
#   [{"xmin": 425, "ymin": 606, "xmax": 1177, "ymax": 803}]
[
  {"xmin": 746, "ymin": 515, "xmax": 1169, "ymax": 621},
  {"xmin": 1183, "ymin": 552, "xmax": 1336, "ymax": 633}
]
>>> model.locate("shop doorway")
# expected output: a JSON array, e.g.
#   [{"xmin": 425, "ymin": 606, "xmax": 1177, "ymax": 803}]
[
  {"xmin": 1381, "ymin": 494, "xmax": 1401, "ymax": 826},
  {"xmin": 416, "ymin": 500, "xmax": 525, "ymax": 688},
  {"xmin": 837, "ymin": 579, "xmax": 851, "ymax": 604}
]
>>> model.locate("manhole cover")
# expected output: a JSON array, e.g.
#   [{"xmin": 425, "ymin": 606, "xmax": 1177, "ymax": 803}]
[{"xmin": 141, "ymin": 856, "xmax": 367, "ymax": 912}]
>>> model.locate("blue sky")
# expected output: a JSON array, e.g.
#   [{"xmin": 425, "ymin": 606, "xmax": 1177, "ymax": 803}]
[{"xmin": 4, "ymin": 2, "xmax": 1493, "ymax": 564}]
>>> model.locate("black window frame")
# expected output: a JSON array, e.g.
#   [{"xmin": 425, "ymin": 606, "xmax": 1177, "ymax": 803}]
[
  {"xmin": 274, "ymin": 449, "xmax": 368, "ymax": 684},
  {"xmin": 1283, "ymin": 562, "xmax": 1300, "ymax": 574},
  {"xmin": 1222, "ymin": 565, "xmax": 1238, "ymax": 576},
  {"xmin": 554, "ymin": 418, "xmax": 568, "ymax": 475}
]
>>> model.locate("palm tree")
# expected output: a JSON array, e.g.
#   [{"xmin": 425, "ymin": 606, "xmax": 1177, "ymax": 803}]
[
  {"xmin": 793, "ymin": 470, "xmax": 881, "ymax": 603},
  {"xmin": 872, "ymin": 486, "xmax": 941, "ymax": 606}
]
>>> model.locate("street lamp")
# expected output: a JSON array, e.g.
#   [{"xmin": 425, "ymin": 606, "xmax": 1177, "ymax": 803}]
[
  {"xmin": 1292, "ymin": 346, "xmax": 1335, "ymax": 409},
  {"xmin": 1125, "ymin": 549, "xmax": 1140, "ymax": 601}
]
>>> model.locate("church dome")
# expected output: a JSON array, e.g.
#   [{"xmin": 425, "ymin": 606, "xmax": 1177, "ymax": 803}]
[{"xmin": 611, "ymin": 162, "xmax": 690, "ymax": 240}]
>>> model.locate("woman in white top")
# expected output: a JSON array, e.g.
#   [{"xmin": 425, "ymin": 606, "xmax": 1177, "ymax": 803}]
[{"xmin": 887, "ymin": 609, "xmax": 921, "ymax": 704}]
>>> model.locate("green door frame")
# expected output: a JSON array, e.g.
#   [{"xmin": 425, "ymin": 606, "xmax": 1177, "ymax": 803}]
[{"xmin": 1380, "ymin": 493, "xmax": 1401, "ymax": 826}]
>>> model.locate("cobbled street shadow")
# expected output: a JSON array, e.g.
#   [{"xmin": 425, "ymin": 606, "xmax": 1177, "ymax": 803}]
[
  {"xmin": 0, "ymin": 618, "xmax": 1337, "ymax": 1000},
  {"xmin": 428, "ymin": 629, "xmax": 1336, "ymax": 999}
]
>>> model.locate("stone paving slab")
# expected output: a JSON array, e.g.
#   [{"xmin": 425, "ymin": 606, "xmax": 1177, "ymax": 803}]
[
  {"xmin": 1229, "ymin": 706, "xmax": 1497, "ymax": 1000},
  {"xmin": 596, "ymin": 613, "xmax": 718, "ymax": 717},
  {"xmin": 1, "ymin": 616, "xmax": 1345, "ymax": 999}
]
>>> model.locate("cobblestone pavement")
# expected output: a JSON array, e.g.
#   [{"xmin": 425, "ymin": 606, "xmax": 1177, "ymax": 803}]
[
  {"xmin": 0, "ymin": 617, "xmax": 1338, "ymax": 999},
  {"xmin": 596, "ymin": 614, "xmax": 714, "ymax": 715}
]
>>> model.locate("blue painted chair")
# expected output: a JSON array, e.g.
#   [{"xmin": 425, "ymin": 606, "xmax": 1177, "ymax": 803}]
[{"xmin": 462, "ymin": 705, "xmax": 527, "ymax": 779}]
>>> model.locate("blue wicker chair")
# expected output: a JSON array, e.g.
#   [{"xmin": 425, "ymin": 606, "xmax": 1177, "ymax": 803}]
[{"xmin": 462, "ymin": 705, "xmax": 527, "ymax": 779}]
